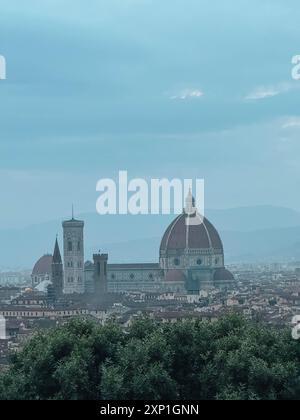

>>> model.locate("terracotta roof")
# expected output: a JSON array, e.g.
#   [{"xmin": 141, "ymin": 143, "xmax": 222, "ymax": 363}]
[
  {"xmin": 32, "ymin": 255, "xmax": 53, "ymax": 276},
  {"xmin": 160, "ymin": 213, "xmax": 223, "ymax": 253},
  {"xmin": 165, "ymin": 270, "xmax": 187, "ymax": 282},
  {"xmin": 214, "ymin": 268, "xmax": 234, "ymax": 282}
]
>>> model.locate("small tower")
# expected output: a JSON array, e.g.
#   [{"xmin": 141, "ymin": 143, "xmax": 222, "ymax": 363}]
[
  {"xmin": 184, "ymin": 188, "xmax": 196, "ymax": 215},
  {"xmin": 51, "ymin": 237, "xmax": 64, "ymax": 298},
  {"xmin": 0, "ymin": 316, "xmax": 6, "ymax": 340},
  {"xmin": 62, "ymin": 209, "xmax": 85, "ymax": 294},
  {"xmin": 93, "ymin": 253, "xmax": 108, "ymax": 295},
  {"xmin": 184, "ymin": 189, "xmax": 203, "ymax": 227}
]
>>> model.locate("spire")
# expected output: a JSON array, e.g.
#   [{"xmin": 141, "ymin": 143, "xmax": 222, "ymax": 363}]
[
  {"xmin": 72, "ymin": 204, "xmax": 74, "ymax": 220},
  {"xmin": 53, "ymin": 237, "xmax": 62, "ymax": 264},
  {"xmin": 184, "ymin": 188, "xmax": 204, "ymax": 226},
  {"xmin": 185, "ymin": 188, "xmax": 196, "ymax": 214}
]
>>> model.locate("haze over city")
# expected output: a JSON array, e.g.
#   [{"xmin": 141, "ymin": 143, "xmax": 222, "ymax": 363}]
[
  {"xmin": 1, "ymin": 1, "xmax": 300, "ymax": 403},
  {"xmin": 1, "ymin": 0, "xmax": 300, "ymax": 231}
]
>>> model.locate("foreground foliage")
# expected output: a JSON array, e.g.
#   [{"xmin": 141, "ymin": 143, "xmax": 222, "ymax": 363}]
[{"xmin": 0, "ymin": 315, "xmax": 300, "ymax": 400}]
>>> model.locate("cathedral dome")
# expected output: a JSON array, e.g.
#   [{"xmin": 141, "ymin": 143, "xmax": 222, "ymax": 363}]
[
  {"xmin": 160, "ymin": 214, "xmax": 223, "ymax": 254},
  {"xmin": 160, "ymin": 189, "xmax": 223, "ymax": 255},
  {"xmin": 32, "ymin": 255, "xmax": 53, "ymax": 276}
]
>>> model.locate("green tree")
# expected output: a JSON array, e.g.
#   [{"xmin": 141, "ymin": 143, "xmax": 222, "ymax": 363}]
[{"xmin": 1, "ymin": 315, "xmax": 300, "ymax": 400}]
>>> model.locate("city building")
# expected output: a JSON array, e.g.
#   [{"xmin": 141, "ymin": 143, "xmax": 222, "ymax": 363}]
[
  {"xmin": 31, "ymin": 255, "xmax": 52, "ymax": 287},
  {"xmin": 31, "ymin": 193, "xmax": 234, "ymax": 296},
  {"xmin": 62, "ymin": 216, "xmax": 85, "ymax": 294},
  {"xmin": 51, "ymin": 237, "xmax": 63, "ymax": 298},
  {"xmin": 107, "ymin": 191, "xmax": 234, "ymax": 293}
]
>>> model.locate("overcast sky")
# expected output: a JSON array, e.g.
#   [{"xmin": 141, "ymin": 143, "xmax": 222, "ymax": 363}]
[{"xmin": 0, "ymin": 0, "xmax": 300, "ymax": 228}]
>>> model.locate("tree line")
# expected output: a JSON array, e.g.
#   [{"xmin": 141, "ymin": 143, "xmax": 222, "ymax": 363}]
[{"xmin": 0, "ymin": 315, "xmax": 300, "ymax": 400}]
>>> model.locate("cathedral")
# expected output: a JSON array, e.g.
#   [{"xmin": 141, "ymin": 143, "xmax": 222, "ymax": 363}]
[{"xmin": 32, "ymin": 192, "xmax": 234, "ymax": 297}]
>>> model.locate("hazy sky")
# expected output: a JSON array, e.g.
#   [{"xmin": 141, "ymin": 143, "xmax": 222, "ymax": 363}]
[{"xmin": 1, "ymin": 0, "xmax": 300, "ymax": 228}]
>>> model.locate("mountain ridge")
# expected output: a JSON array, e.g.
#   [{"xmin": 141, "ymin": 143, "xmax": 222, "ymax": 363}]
[{"xmin": 1, "ymin": 205, "xmax": 300, "ymax": 269}]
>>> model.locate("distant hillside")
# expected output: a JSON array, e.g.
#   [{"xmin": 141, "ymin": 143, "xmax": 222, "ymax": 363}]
[
  {"xmin": 221, "ymin": 227, "xmax": 300, "ymax": 263},
  {"xmin": 98, "ymin": 227, "xmax": 300, "ymax": 264},
  {"xmin": 208, "ymin": 206, "xmax": 300, "ymax": 232},
  {"xmin": 1, "ymin": 206, "xmax": 300, "ymax": 269}
]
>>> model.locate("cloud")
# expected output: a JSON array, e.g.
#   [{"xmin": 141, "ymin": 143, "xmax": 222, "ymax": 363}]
[
  {"xmin": 245, "ymin": 83, "xmax": 291, "ymax": 101},
  {"xmin": 170, "ymin": 89, "xmax": 204, "ymax": 100},
  {"xmin": 282, "ymin": 116, "xmax": 300, "ymax": 129}
]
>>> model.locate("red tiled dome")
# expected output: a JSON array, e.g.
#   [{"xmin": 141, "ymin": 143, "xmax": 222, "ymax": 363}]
[
  {"xmin": 160, "ymin": 213, "xmax": 223, "ymax": 253},
  {"xmin": 32, "ymin": 255, "xmax": 53, "ymax": 276}
]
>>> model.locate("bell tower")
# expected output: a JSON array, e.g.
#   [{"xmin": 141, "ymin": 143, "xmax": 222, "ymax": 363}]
[
  {"xmin": 62, "ymin": 209, "xmax": 85, "ymax": 294},
  {"xmin": 93, "ymin": 253, "xmax": 108, "ymax": 295}
]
